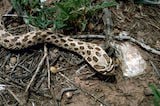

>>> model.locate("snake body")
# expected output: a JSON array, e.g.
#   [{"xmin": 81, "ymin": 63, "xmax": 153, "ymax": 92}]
[{"xmin": 0, "ymin": 30, "xmax": 113, "ymax": 74}]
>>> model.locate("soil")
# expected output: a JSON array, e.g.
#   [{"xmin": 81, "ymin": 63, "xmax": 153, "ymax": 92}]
[{"xmin": 0, "ymin": 0, "xmax": 160, "ymax": 106}]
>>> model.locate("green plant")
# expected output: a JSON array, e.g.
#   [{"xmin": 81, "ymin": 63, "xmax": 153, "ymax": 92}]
[
  {"xmin": 54, "ymin": 0, "xmax": 116, "ymax": 30},
  {"xmin": 149, "ymin": 84, "xmax": 160, "ymax": 106},
  {"xmin": 11, "ymin": 0, "xmax": 56, "ymax": 29},
  {"xmin": 11, "ymin": 0, "xmax": 117, "ymax": 30}
]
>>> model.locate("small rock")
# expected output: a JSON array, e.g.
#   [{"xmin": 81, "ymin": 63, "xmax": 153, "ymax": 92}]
[
  {"xmin": 65, "ymin": 92, "xmax": 73, "ymax": 99},
  {"xmin": 88, "ymin": 22, "xmax": 95, "ymax": 31},
  {"xmin": 85, "ymin": 81, "xmax": 90, "ymax": 85},
  {"xmin": 144, "ymin": 88, "xmax": 153, "ymax": 96},
  {"xmin": 5, "ymin": 65, "xmax": 10, "ymax": 71},
  {"xmin": 113, "ymin": 28, "xmax": 120, "ymax": 35},
  {"xmin": 96, "ymin": 24, "xmax": 103, "ymax": 32},
  {"xmin": 50, "ymin": 66, "xmax": 58, "ymax": 74},
  {"xmin": 10, "ymin": 57, "xmax": 17, "ymax": 65}
]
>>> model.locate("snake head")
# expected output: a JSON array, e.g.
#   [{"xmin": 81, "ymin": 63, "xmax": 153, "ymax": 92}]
[{"xmin": 83, "ymin": 44, "xmax": 114, "ymax": 74}]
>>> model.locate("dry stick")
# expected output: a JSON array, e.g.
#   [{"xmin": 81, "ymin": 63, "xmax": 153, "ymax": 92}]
[
  {"xmin": 74, "ymin": 34, "xmax": 160, "ymax": 56},
  {"xmin": 57, "ymin": 87, "xmax": 77, "ymax": 102},
  {"xmin": 0, "ymin": 93, "xmax": 8, "ymax": 106},
  {"xmin": 76, "ymin": 64, "xmax": 87, "ymax": 75},
  {"xmin": 150, "ymin": 60, "xmax": 160, "ymax": 78},
  {"xmin": 148, "ymin": 22, "xmax": 160, "ymax": 30},
  {"xmin": 113, "ymin": 35, "xmax": 160, "ymax": 56},
  {"xmin": 58, "ymin": 72, "xmax": 109, "ymax": 106},
  {"xmin": 46, "ymin": 56, "xmax": 51, "ymax": 89},
  {"xmin": 7, "ymin": 88, "xmax": 24, "ymax": 105},
  {"xmin": 25, "ymin": 45, "xmax": 47, "ymax": 92},
  {"xmin": 1, "ymin": 53, "xmax": 11, "ymax": 67},
  {"xmin": 3, "ymin": 14, "xmax": 28, "ymax": 18},
  {"xmin": 17, "ymin": 64, "xmax": 31, "ymax": 73},
  {"xmin": 73, "ymin": 35, "xmax": 105, "ymax": 39}
]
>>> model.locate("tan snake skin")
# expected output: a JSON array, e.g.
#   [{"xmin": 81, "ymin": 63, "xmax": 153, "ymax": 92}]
[{"xmin": 0, "ymin": 30, "xmax": 113, "ymax": 74}]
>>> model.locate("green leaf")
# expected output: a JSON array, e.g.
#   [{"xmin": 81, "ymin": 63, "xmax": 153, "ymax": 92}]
[{"xmin": 149, "ymin": 84, "xmax": 160, "ymax": 106}]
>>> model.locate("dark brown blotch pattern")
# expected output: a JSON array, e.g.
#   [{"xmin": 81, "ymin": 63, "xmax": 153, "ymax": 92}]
[
  {"xmin": 93, "ymin": 56, "xmax": 98, "ymax": 62},
  {"xmin": 37, "ymin": 38, "xmax": 42, "ymax": 41},
  {"xmin": 95, "ymin": 47, "xmax": 101, "ymax": 51},
  {"xmin": 21, "ymin": 44, "xmax": 26, "ymax": 48},
  {"xmin": 55, "ymin": 40, "xmax": 59, "ymax": 43},
  {"xmin": 80, "ymin": 46, "xmax": 84, "ymax": 50},
  {"xmin": 23, "ymin": 35, "xmax": 30, "ymax": 42},
  {"xmin": 42, "ymin": 34, "xmax": 47, "ymax": 38},
  {"xmin": 51, "ymin": 35, "xmax": 56, "ymax": 39},
  {"xmin": 82, "ymin": 52, "xmax": 85, "ymax": 55},
  {"xmin": 27, "ymin": 40, "xmax": 32, "ymax": 44},
  {"xmin": 64, "ymin": 43, "xmax": 69, "ymax": 47},
  {"xmin": 46, "ymin": 37, "xmax": 51, "ymax": 41},
  {"xmin": 87, "ymin": 50, "xmax": 91, "ymax": 55},
  {"xmin": 60, "ymin": 38, "xmax": 66, "ymax": 43},
  {"xmin": 74, "ymin": 48, "xmax": 78, "ymax": 50},
  {"xmin": 4, "ymin": 39, "xmax": 9, "ymax": 42},
  {"xmin": 94, "ymin": 65, "xmax": 105, "ymax": 69},
  {"xmin": 96, "ymin": 52, "xmax": 101, "ymax": 57},
  {"xmin": 87, "ymin": 57, "xmax": 92, "ymax": 62},
  {"xmin": 35, "ymin": 32, "xmax": 42, "ymax": 36},
  {"xmin": 70, "ymin": 43, "xmax": 76, "ymax": 46},
  {"xmin": 57, "ymin": 34, "xmax": 63, "ymax": 38},
  {"xmin": 11, "ymin": 36, "xmax": 20, "ymax": 42},
  {"xmin": 78, "ymin": 42, "xmax": 83, "ymax": 45},
  {"xmin": 8, "ymin": 44, "xmax": 14, "ymax": 48},
  {"xmin": 88, "ymin": 45, "xmax": 93, "ymax": 49},
  {"xmin": 32, "ymin": 35, "xmax": 38, "ymax": 40},
  {"xmin": 103, "ymin": 54, "xmax": 109, "ymax": 61},
  {"xmin": 68, "ymin": 38, "xmax": 73, "ymax": 41},
  {"xmin": 15, "ymin": 42, "xmax": 21, "ymax": 46},
  {"xmin": 46, "ymin": 31, "xmax": 53, "ymax": 35}
]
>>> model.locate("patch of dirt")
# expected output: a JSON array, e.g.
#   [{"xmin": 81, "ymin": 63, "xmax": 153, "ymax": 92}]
[{"xmin": 0, "ymin": 0, "xmax": 160, "ymax": 106}]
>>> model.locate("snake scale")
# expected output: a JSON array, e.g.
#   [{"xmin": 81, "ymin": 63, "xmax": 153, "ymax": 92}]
[{"xmin": 0, "ymin": 29, "xmax": 113, "ymax": 74}]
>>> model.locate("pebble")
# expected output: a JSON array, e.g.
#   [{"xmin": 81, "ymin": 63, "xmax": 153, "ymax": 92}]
[
  {"xmin": 10, "ymin": 57, "xmax": 17, "ymax": 64},
  {"xmin": 65, "ymin": 92, "xmax": 73, "ymax": 99},
  {"xmin": 50, "ymin": 66, "xmax": 58, "ymax": 74},
  {"xmin": 88, "ymin": 22, "xmax": 95, "ymax": 31}
]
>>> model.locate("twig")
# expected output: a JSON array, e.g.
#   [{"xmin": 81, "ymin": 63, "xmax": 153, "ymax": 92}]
[
  {"xmin": 1, "ymin": 53, "xmax": 11, "ymax": 68},
  {"xmin": 56, "ymin": 87, "xmax": 77, "ymax": 102},
  {"xmin": 113, "ymin": 35, "xmax": 160, "ymax": 55},
  {"xmin": 148, "ymin": 22, "xmax": 160, "ymax": 30},
  {"xmin": 4, "ymin": 7, "xmax": 14, "ymax": 15},
  {"xmin": 7, "ymin": 88, "xmax": 24, "ymax": 105},
  {"xmin": 25, "ymin": 45, "xmax": 47, "ymax": 92},
  {"xmin": 17, "ymin": 64, "xmax": 32, "ymax": 73},
  {"xmin": 31, "ymin": 102, "xmax": 35, "ymax": 106},
  {"xmin": 3, "ymin": 14, "xmax": 28, "ymax": 18},
  {"xmin": 46, "ymin": 56, "xmax": 51, "ymax": 89},
  {"xmin": 150, "ymin": 60, "xmax": 160, "ymax": 78},
  {"xmin": 73, "ymin": 34, "xmax": 105, "ymax": 39},
  {"xmin": 0, "ymin": 93, "xmax": 8, "ymax": 105},
  {"xmin": 76, "ymin": 64, "xmax": 87, "ymax": 75},
  {"xmin": 103, "ymin": 8, "xmax": 113, "ymax": 37},
  {"xmin": 58, "ymin": 72, "xmax": 109, "ymax": 106},
  {"xmin": 34, "ymin": 70, "xmax": 46, "ymax": 90}
]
